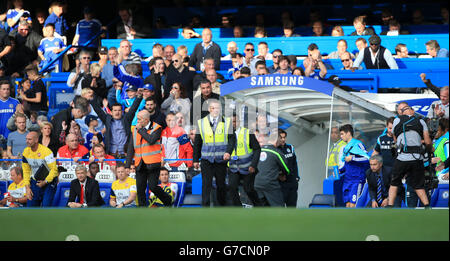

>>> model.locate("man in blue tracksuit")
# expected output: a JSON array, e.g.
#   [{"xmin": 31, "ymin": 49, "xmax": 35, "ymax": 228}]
[
  {"xmin": 339, "ymin": 124, "xmax": 370, "ymax": 208},
  {"xmin": 278, "ymin": 129, "xmax": 300, "ymax": 207}
]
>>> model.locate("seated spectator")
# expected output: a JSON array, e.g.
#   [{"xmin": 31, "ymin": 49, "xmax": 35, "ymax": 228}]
[
  {"xmin": 189, "ymin": 28, "xmax": 221, "ymax": 71},
  {"xmin": 161, "ymin": 112, "xmax": 193, "ymax": 168},
  {"xmin": 118, "ymin": 39, "xmax": 141, "ymax": 65},
  {"xmin": 352, "ymin": 34, "xmax": 398, "ymax": 70},
  {"xmin": 81, "ymin": 63, "xmax": 108, "ymax": 107},
  {"xmin": 340, "ymin": 52, "xmax": 362, "ymax": 70},
  {"xmin": 354, "ymin": 37, "xmax": 368, "ymax": 57},
  {"xmin": 181, "ymin": 26, "xmax": 200, "ymax": 39},
  {"xmin": 18, "ymin": 64, "xmax": 48, "ymax": 115},
  {"xmin": 89, "ymin": 143, "xmax": 116, "ymax": 167},
  {"xmin": 312, "ymin": 21, "xmax": 328, "ymax": 36},
  {"xmin": 441, "ymin": 6, "xmax": 449, "ymax": 25},
  {"xmin": 350, "ymin": 16, "xmax": 375, "ymax": 36},
  {"xmin": 67, "ymin": 50, "xmax": 91, "ymax": 96},
  {"xmin": 283, "ymin": 21, "xmax": 300, "ymax": 37},
  {"xmin": 239, "ymin": 67, "xmax": 251, "ymax": 78},
  {"xmin": 254, "ymin": 26, "xmax": 267, "ymax": 38},
  {"xmin": 83, "ymin": 115, "xmax": 104, "ymax": 151},
  {"xmin": 242, "ymin": 43, "xmax": 261, "ymax": 76},
  {"xmin": 331, "ymin": 25, "xmax": 344, "ymax": 37},
  {"xmin": 380, "ymin": 8, "xmax": 394, "ymax": 26},
  {"xmin": 326, "ymin": 39, "xmax": 355, "ymax": 59},
  {"xmin": 256, "ymin": 42, "xmax": 272, "ymax": 60},
  {"xmin": 72, "ymin": 7, "xmax": 102, "ymax": 55},
  {"xmin": 193, "ymin": 58, "xmax": 225, "ymax": 94},
  {"xmin": 161, "ymin": 82, "xmax": 192, "ymax": 121},
  {"xmin": 303, "ymin": 44, "xmax": 327, "ymax": 80},
  {"xmin": 233, "ymin": 25, "xmax": 244, "ymax": 38},
  {"xmin": 267, "ymin": 49, "xmax": 283, "ymax": 73},
  {"xmin": 286, "ymin": 55, "xmax": 297, "ymax": 71},
  {"xmin": 425, "ymin": 40, "xmax": 449, "ymax": 58},
  {"xmin": 165, "ymin": 53, "xmax": 196, "ymax": 102},
  {"xmin": 109, "ymin": 162, "xmax": 137, "ymax": 208},
  {"xmin": 38, "ymin": 23, "xmax": 65, "ymax": 72},
  {"xmin": 39, "ymin": 121, "xmax": 58, "ymax": 156},
  {"xmin": 0, "ymin": 166, "xmax": 27, "ymax": 207},
  {"xmin": 88, "ymin": 161, "xmax": 100, "ymax": 179},
  {"xmin": 148, "ymin": 167, "xmax": 178, "ymax": 207},
  {"xmin": 57, "ymin": 133, "xmax": 89, "ymax": 163},
  {"xmin": 394, "ymin": 43, "xmax": 411, "ymax": 58},
  {"xmin": 67, "ymin": 164, "xmax": 104, "ymax": 208},
  {"xmin": 380, "ymin": 19, "xmax": 409, "ymax": 36},
  {"xmin": 6, "ymin": 113, "xmax": 28, "ymax": 158},
  {"xmin": 292, "ymin": 67, "xmax": 305, "ymax": 76},
  {"xmin": 427, "ymin": 86, "xmax": 449, "ymax": 119},
  {"xmin": 116, "ymin": 7, "xmax": 151, "ymax": 39},
  {"xmin": 275, "ymin": 56, "xmax": 291, "ymax": 75},
  {"xmin": 221, "ymin": 41, "xmax": 237, "ymax": 61},
  {"xmin": 6, "ymin": 103, "xmax": 39, "ymax": 132},
  {"xmin": 255, "ymin": 60, "xmax": 268, "ymax": 75}
]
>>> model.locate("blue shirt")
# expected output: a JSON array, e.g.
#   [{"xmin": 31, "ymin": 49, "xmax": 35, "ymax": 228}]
[
  {"xmin": 437, "ymin": 48, "xmax": 449, "ymax": 58},
  {"xmin": 75, "ymin": 19, "xmax": 102, "ymax": 48},
  {"xmin": 101, "ymin": 63, "xmax": 115, "ymax": 87},
  {"xmin": 44, "ymin": 13, "xmax": 69, "ymax": 36},
  {"xmin": 38, "ymin": 37, "xmax": 66, "ymax": 71},
  {"xmin": 6, "ymin": 9, "xmax": 31, "ymax": 30},
  {"xmin": 0, "ymin": 97, "xmax": 19, "ymax": 139},
  {"xmin": 110, "ymin": 119, "xmax": 127, "ymax": 154}
]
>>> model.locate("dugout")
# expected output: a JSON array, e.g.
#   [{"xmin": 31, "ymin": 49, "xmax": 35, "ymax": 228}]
[{"xmin": 220, "ymin": 75, "xmax": 395, "ymax": 208}]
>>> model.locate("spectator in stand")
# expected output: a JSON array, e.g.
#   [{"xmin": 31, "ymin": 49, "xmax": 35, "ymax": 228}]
[
  {"xmin": 189, "ymin": 28, "xmax": 221, "ymax": 71},
  {"xmin": 161, "ymin": 82, "xmax": 191, "ymax": 121},
  {"xmin": 67, "ymin": 164, "xmax": 104, "ymax": 208},
  {"xmin": 411, "ymin": 9, "xmax": 427, "ymax": 25},
  {"xmin": 312, "ymin": 21, "xmax": 328, "ymax": 36},
  {"xmin": 221, "ymin": 41, "xmax": 237, "ymax": 61},
  {"xmin": 148, "ymin": 167, "xmax": 178, "ymax": 207},
  {"xmin": 161, "ymin": 112, "xmax": 193, "ymax": 168},
  {"xmin": 256, "ymin": 42, "xmax": 272, "ymax": 61},
  {"xmin": 113, "ymin": 55, "xmax": 144, "ymax": 102},
  {"xmin": 6, "ymin": 103, "xmax": 39, "ymax": 132},
  {"xmin": 425, "ymin": 40, "xmax": 449, "ymax": 58},
  {"xmin": 0, "ymin": 80, "xmax": 19, "ymax": 144},
  {"xmin": 60, "ymin": 121, "xmax": 85, "ymax": 147},
  {"xmin": 116, "ymin": 85, "xmax": 138, "ymax": 109},
  {"xmin": 381, "ymin": 20, "xmax": 409, "ymax": 36},
  {"xmin": 72, "ymin": 6, "xmax": 102, "ymax": 55},
  {"xmin": 163, "ymin": 44, "xmax": 175, "ymax": 69},
  {"xmin": 242, "ymin": 42, "xmax": 261, "ymax": 76},
  {"xmin": 118, "ymin": 39, "xmax": 141, "ymax": 65},
  {"xmin": 89, "ymin": 143, "xmax": 116, "ymax": 168},
  {"xmin": 327, "ymin": 39, "xmax": 355, "ymax": 59},
  {"xmin": 292, "ymin": 67, "xmax": 305, "ymax": 76},
  {"xmin": 192, "ymin": 79, "xmax": 223, "ymax": 119},
  {"xmin": 380, "ymin": 8, "xmax": 394, "ymax": 26},
  {"xmin": 109, "ymin": 162, "xmax": 137, "ymax": 208},
  {"xmin": 6, "ymin": 0, "xmax": 32, "ymax": 31},
  {"xmin": 37, "ymin": 23, "xmax": 65, "ymax": 72},
  {"xmin": 145, "ymin": 96, "xmax": 167, "ymax": 129},
  {"xmin": 283, "ymin": 21, "xmax": 300, "ymax": 37},
  {"xmin": 254, "ymin": 26, "xmax": 267, "ymax": 38},
  {"xmin": 267, "ymin": 49, "xmax": 283, "ymax": 73},
  {"xmin": 303, "ymin": 44, "xmax": 327, "ymax": 80},
  {"xmin": 427, "ymin": 86, "xmax": 449, "ymax": 120},
  {"xmin": 19, "ymin": 64, "xmax": 48, "ymax": 115},
  {"xmin": 256, "ymin": 60, "xmax": 268, "ymax": 75},
  {"xmin": 82, "ymin": 63, "xmax": 108, "ymax": 108},
  {"xmin": 354, "ymin": 37, "xmax": 367, "ymax": 58},
  {"xmin": 233, "ymin": 25, "xmax": 244, "ymax": 38},
  {"xmin": 88, "ymin": 161, "xmax": 100, "ymax": 179},
  {"xmin": 441, "ymin": 6, "xmax": 449, "ymax": 25},
  {"xmin": 181, "ymin": 26, "xmax": 200, "ymax": 39},
  {"xmin": 67, "ymin": 50, "xmax": 92, "ymax": 96},
  {"xmin": 420, "ymin": 73, "xmax": 447, "ymax": 99},
  {"xmin": 57, "ymin": 133, "xmax": 89, "ymax": 164},
  {"xmin": 144, "ymin": 43, "xmax": 164, "ymax": 62},
  {"xmin": 0, "ymin": 166, "xmax": 27, "ymax": 207},
  {"xmin": 350, "ymin": 16, "xmax": 375, "ymax": 36},
  {"xmin": 0, "ymin": 27, "xmax": 12, "ymax": 70},
  {"xmin": 7, "ymin": 21, "xmax": 42, "ymax": 77},
  {"xmin": 286, "ymin": 55, "xmax": 297, "ymax": 71},
  {"xmin": 83, "ymin": 115, "xmax": 103, "ymax": 152},
  {"xmin": 165, "ymin": 53, "xmax": 196, "ymax": 102},
  {"xmin": 193, "ymin": 57, "xmax": 225, "ymax": 94},
  {"xmin": 352, "ymin": 34, "xmax": 398, "ymax": 70},
  {"xmin": 394, "ymin": 43, "xmax": 411, "ymax": 58},
  {"xmin": 6, "ymin": 113, "xmax": 28, "ymax": 158},
  {"xmin": 144, "ymin": 57, "xmax": 165, "ymax": 106},
  {"xmin": 331, "ymin": 26, "xmax": 344, "ymax": 37},
  {"xmin": 39, "ymin": 121, "xmax": 58, "ymax": 156},
  {"xmin": 116, "ymin": 7, "xmax": 151, "ymax": 39},
  {"xmin": 31, "ymin": 8, "xmax": 47, "ymax": 36},
  {"xmin": 44, "ymin": 1, "xmax": 68, "ymax": 39},
  {"xmin": 75, "ymin": 88, "xmax": 106, "ymax": 137},
  {"xmin": 275, "ymin": 56, "xmax": 291, "ymax": 75}
]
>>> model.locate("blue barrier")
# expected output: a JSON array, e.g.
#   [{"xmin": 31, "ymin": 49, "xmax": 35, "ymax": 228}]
[{"xmin": 102, "ymin": 34, "xmax": 449, "ymax": 58}]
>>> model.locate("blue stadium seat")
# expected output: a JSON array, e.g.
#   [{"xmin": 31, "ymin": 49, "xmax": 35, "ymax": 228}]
[
  {"xmin": 99, "ymin": 183, "xmax": 112, "ymax": 207},
  {"xmin": 309, "ymin": 194, "xmax": 336, "ymax": 208},
  {"xmin": 191, "ymin": 173, "xmax": 202, "ymax": 195},
  {"xmin": 0, "ymin": 181, "xmax": 8, "ymax": 201},
  {"xmin": 52, "ymin": 182, "xmax": 72, "ymax": 207},
  {"xmin": 430, "ymin": 183, "xmax": 449, "ymax": 208}
]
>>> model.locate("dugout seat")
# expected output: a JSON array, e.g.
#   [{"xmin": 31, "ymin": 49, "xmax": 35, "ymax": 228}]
[
  {"xmin": 169, "ymin": 171, "xmax": 187, "ymax": 207},
  {"xmin": 52, "ymin": 182, "xmax": 72, "ymax": 207},
  {"xmin": 309, "ymin": 194, "xmax": 336, "ymax": 208},
  {"xmin": 99, "ymin": 183, "xmax": 112, "ymax": 206},
  {"xmin": 430, "ymin": 183, "xmax": 449, "ymax": 208}
]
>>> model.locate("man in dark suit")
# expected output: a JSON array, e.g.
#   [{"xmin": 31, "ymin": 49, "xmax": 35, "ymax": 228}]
[
  {"xmin": 67, "ymin": 164, "xmax": 104, "ymax": 208},
  {"xmin": 188, "ymin": 28, "xmax": 222, "ymax": 71},
  {"xmin": 366, "ymin": 155, "xmax": 402, "ymax": 208}
]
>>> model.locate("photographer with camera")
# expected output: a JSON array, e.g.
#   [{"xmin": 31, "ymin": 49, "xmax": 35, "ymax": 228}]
[{"xmin": 386, "ymin": 102, "xmax": 432, "ymax": 208}]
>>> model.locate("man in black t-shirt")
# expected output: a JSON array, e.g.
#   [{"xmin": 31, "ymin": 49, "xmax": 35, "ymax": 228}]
[{"xmin": 18, "ymin": 64, "xmax": 48, "ymax": 114}]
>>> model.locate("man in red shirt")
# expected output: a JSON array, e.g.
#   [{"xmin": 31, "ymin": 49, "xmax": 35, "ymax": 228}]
[
  {"xmin": 89, "ymin": 143, "xmax": 117, "ymax": 167},
  {"xmin": 57, "ymin": 133, "xmax": 89, "ymax": 164}
]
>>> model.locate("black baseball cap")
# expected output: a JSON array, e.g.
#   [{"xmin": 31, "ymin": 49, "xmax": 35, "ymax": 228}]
[
  {"xmin": 99, "ymin": 46, "xmax": 108, "ymax": 54},
  {"xmin": 328, "ymin": 75, "xmax": 342, "ymax": 86}
]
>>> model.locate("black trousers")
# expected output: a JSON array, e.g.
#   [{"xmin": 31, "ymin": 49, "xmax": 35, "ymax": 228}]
[
  {"xmin": 135, "ymin": 162, "xmax": 172, "ymax": 207},
  {"xmin": 280, "ymin": 182, "xmax": 298, "ymax": 207},
  {"xmin": 228, "ymin": 171, "xmax": 262, "ymax": 206},
  {"xmin": 201, "ymin": 160, "xmax": 227, "ymax": 207}
]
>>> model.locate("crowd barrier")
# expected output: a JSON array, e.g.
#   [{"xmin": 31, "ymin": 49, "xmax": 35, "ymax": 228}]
[{"xmin": 101, "ymin": 34, "xmax": 449, "ymax": 58}]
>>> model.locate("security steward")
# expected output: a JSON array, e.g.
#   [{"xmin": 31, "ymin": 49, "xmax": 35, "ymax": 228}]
[
  {"xmin": 193, "ymin": 99, "xmax": 236, "ymax": 207},
  {"xmin": 327, "ymin": 127, "xmax": 347, "ymax": 176},
  {"xmin": 228, "ymin": 113, "xmax": 261, "ymax": 207},
  {"xmin": 126, "ymin": 110, "xmax": 172, "ymax": 207},
  {"xmin": 387, "ymin": 102, "xmax": 432, "ymax": 208},
  {"xmin": 432, "ymin": 118, "xmax": 449, "ymax": 177},
  {"xmin": 278, "ymin": 129, "xmax": 300, "ymax": 207}
]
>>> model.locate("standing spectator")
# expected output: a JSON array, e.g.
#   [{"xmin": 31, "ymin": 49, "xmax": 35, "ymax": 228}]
[
  {"xmin": 0, "ymin": 166, "xmax": 27, "ymax": 207},
  {"xmin": 221, "ymin": 41, "xmax": 237, "ymax": 61},
  {"xmin": 331, "ymin": 25, "xmax": 344, "ymax": 37},
  {"xmin": 352, "ymin": 34, "xmax": 398, "ymax": 70},
  {"xmin": 161, "ymin": 112, "xmax": 193, "ymax": 168},
  {"xmin": 19, "ymin": 64, "xmax": 48, "ymax": 115},
  {"xmin": 256, "ymin": 42, "xmax": 272, "ymax": 60},
  {"xmin": 303, "ymin": 44, "xmax": 327, "ymax": 80},
  {"xmin": 228, "ymin": 113, "xmax": 261, "ymax": 207},
  {"xmin": 38, "ymin": 121, "xmax": 58, "ymax": 156},
  {"xmin": 56, "ymin": 133, "xmax": 89, "ymax": 163},
  {"xmin": 118, "ymin": 39, "xmax": 141, "ymax": 65},
  {"xmin": 193, "ymin": 99, "xmax": 235, "ymax": 207},
  {"xmin": 148, "ymin": 167, "xmax": 178, "ymax": 207},
  {"xmin": 38, "ymin": 23, "xmax": 66, "ymax": 72},
  {"xmin": 350, "ymin": 16, "xmax": 375, "ymax": 36},
  {"xmin": 6, "ymin": 0, "xmax": 32, "ymax": 31},
  {"xmin": 254, "ymin": 132, "xmax": 290, "ymax": 207},
  {"xmin": 165, "ymin": 53, "xmax": 196, "ymax": 102},
  {"xmin": 116, "ymin": 7, "xmax": 151, "ymax": 39},
  {"xmin": 193, "ymin": 58, "xmax": 225, "ymax": 95},
  {"xmin": 312, "ymin": 21, "xmax": 328, "ymax": 36},
  {"xmin": 144, "ymin": 56, "xmax": 165, "ymax": 106},
  {"xmin": 31, "ymin": 8, "xmax": 46, "ymax": 36},
  {"xmin": 242, "ymin": 43, "xmax": 261, "ymax": 76},
  {"xmin": 189, "ymin": 28, "xmax": 222, "ymax": 71},
  {"xmin": 339, "ymin": 124, "xmax": 370, "ymax": 208},
  {"xmin": 425, "ymin": 40, "xmax": 449, "ymax": 58},
  {"xmin": 192, "ymin": 79, "xmax": 223, "ymax": 119},
  {"xmin": 44, "ymin": 1, "xmax": 68, "ymax": 39},
  {"xmin": 0, "ymin": 27, "xmax": 12, "ymax": 68},
  {"xmin": 6, "ymin": 113, "xmax": 28, "ymax": 158},
  {"xmin": 267, "ymin": 49, "xmax": 283, "ymax": 73},
  {"xmin": 109, "ymin": 162, "xmax": 137, "ymax": 208},
  {"xmin": 81, "ymin": 63, "xmax": 108, "ymax": 108},
  {"xmin": 83, "ymin": 115, "xmax": 103, "ymax": 152},
  {"xmin": 161, "ymin": 82, "xmax": 191, "ymax": 121},
  {"xmin": 126, "ymin": 109, "xmax": 172, "ymax": 207},
  {"xmin": 327, "ymin": 39, "xmax": 355, "ymax": 59},
  {"xmin": 163, "ymin": 44, "xmax": 175, "ymax": 68},
  {"xmin": 180, "ymin": 26, "xmax": 200, "ymax": 39},
  {"xmin": 22, "ymin": 131, "xmax": 58, "ymax": 207},
  {"xmin": 72, "ymin": 6, "xmax": 102, "ymax": 55},
  {"xmin": 101, "ymin": 46, "xmax": 119, "ymax": 107},
  {"xmin": 372, "ymin": 117, "xmax": 396, "ymax": 168},
  {"xmin": 0, "ymin": 80, "xmax": 19, "ymax": 144},
  {"xmin": 67, "ymin": 50, "xmax": 91, "ymax": 96},
  {"xmin": 427, "ymin": 86, "xmax": 449, "ymax": 119},
  {"xmin": 394, "ymin": 43, "xmax": 411, "ymax": 58},
  {"xmin": 278, "ymin": 129, "xmax": 300, "ymax": 207},
  {"xmin": 67, "ymin": 164, "xmax": 104, "ymax": 208}
]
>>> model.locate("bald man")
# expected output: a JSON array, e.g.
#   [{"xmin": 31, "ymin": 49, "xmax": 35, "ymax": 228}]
[
  {"xmin": 165, "ymin": 53, "xmax": 196, "ymax": 101},
  {"xmin": 222, "ymin": 41, "xmax": 238, "ymax": 60},
  {"xmin": 57, "ymin": 133, "xmax": 90, "ymax": 164},
  {"xmin": 189, "ymin": 28, "xmax": 222, "ymax": 71}
]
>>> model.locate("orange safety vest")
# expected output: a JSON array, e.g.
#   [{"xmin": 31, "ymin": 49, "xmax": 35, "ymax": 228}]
[{"xmin": 132, "ymin": 122, "xmax": 163, "ymax": 166}]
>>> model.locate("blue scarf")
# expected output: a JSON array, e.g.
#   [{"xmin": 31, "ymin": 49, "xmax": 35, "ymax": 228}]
[{"xmin": 341, "ymin": 138, "xmax": 370, "ymax": 162}]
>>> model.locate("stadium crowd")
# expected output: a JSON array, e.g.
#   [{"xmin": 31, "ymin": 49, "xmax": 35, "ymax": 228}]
[{"xmin": 0, "ymin": 0, "xmax": 448, "ymax": 208}]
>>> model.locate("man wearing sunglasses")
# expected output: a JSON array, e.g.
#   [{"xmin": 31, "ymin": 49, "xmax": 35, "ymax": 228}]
[
  {"xmin": 242, "ymin": 43, "xmax": 261, "ymax": 76},
  {"xmin": 351, "ymin": 34, "xmax": 398, "ymax": 71}
]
